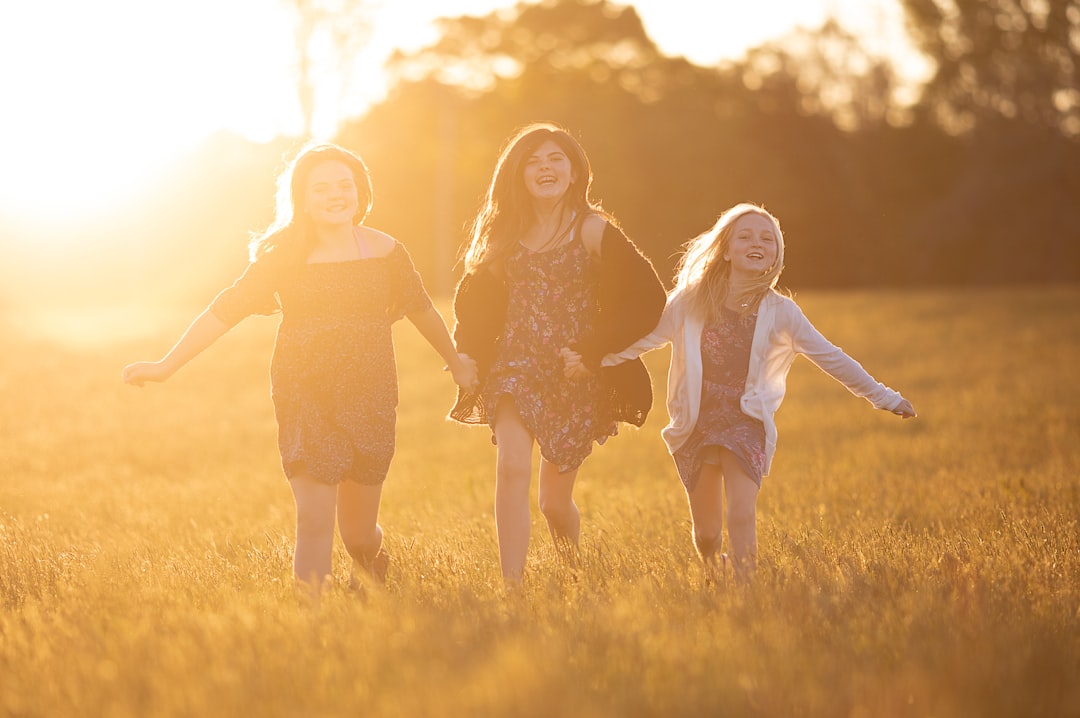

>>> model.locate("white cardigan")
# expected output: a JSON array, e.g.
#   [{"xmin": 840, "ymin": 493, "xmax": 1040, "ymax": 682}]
[{"xmin": 602, "ymin": 289, "xmax": 904, "ymax": 475}]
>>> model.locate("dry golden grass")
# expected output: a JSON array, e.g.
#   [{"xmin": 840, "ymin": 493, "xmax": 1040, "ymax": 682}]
[{"xmin": 1, "ymin": 286, "xmax": 1077, "ymax": 717}]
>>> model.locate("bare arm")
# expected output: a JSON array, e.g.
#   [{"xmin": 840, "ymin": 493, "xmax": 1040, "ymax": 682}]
[
  {"xmin": 121, "ymin": 309, "xmax": 232, "ymax": 386},
  {"xmin": 407, "ymin": 304, "xmax": 479, "ymax": 391}
]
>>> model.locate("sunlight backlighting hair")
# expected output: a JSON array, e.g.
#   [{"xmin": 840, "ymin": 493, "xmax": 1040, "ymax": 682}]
[
  {"xmin": 462, "ymin": 122, "xmax": 607, "ymax": 272},
  {"xmin": 675, "ymin": 202, "xmax": 785, "ymax": 321},
  {"xmin": 249, "ymin": 142, "xmax": 374, "ymax": 261}
]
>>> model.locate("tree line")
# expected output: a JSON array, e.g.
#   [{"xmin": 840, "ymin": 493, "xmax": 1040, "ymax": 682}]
[
  {"xmin": 3, "ymin": 0, "xmax": 1077, "ymax": 309},
  {"xmin": 339, "ymin": 0, "xmax": 1080, "ymax": 292}
]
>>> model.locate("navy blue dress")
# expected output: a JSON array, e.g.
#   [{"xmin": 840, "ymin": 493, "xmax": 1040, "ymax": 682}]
[
  {"xmin": 210, "ymin": 242, "xmax": 431, "ymax": 485},
  {"xmin": 673, "ymin": 306, "xmax": 767, "ymax": 491}
]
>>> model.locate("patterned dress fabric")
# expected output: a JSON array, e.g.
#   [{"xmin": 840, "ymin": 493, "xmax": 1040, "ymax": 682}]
[
  {"xmin": 483, "ymin": 237, "xmax": 616, "ymax": 472},
  {"xmin": 673, "ymin": 306, "xmax": 767, "ymax": 491},
  {"xmin": 212, "ymin": 243, "xmax": 431, "ymax": 485}
]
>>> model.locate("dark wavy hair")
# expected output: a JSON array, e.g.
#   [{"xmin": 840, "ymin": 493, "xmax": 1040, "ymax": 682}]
[
  {"xmin": 249, "ymin": 142, "xmax": 373, "ymax": 261},
  {"xmin": 462, "ymin": 122, "xmax": 609, "ymax": 273}
]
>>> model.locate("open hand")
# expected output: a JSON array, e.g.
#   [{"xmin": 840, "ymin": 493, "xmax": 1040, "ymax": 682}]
[
  {"xmin": 121, "ymin": 361, "xmax": 170, "ymax": 387},
  {"xmin": 892, "ymin": 398, "xmax": 917, "ymax": 419}
]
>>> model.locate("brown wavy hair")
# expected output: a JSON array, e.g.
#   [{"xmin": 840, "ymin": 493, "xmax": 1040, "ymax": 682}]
[{"xmin": 248, "ymin": 142, "xmax": 373, "ymax": 261}]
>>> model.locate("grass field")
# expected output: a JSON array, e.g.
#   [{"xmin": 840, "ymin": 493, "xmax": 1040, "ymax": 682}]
[{"xmin": 1, "ymin": 285, "xmax": 1078, "ymax": 718}]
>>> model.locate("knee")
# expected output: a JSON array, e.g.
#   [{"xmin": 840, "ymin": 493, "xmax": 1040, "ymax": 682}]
[
  {"xmin": 693, "ymin": 527, "xmax": 722, "ymax": 560},
  {"xmin": 726, "ymin": 503, "xmax": 757, "ymax": 539},
  {"xmin": 341, "ymin": 523, "xmax": 382, "ymax": 563},
  {"xmin": 538, "ymin": 489, "xmax": 574, "ymax": 523}
]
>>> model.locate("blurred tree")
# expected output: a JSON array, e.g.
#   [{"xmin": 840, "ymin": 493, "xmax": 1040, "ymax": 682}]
[
  {"xmin": 348, "ymin": 0, "xmax": 927, "ymax": 289},
  {"xmin": 896, "ymin": 0, "xmax": 1080, "ymax": 282},
  {"xmin": 355, "ymin": 0, "xmax": 706, "ymax": 289},
  {"xmin": 899, "ymin": 0, "xmax": 1080, "ymax": 137},
  {"xmin": 742, "ymin": 20, "xmax": 905, "ymax": 131},
  {"xmin": 332, "ymin": 0, "xmax": 1078, "ymax": 291},
  {"xmin": 287, "ymin": 0, "xmax": 378, "ymax": 136},
  {"xmin": 387, "ymin": 0, "xmax": 667, "ymax": 101}
]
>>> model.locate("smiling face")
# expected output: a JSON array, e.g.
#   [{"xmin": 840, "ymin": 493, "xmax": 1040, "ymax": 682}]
[
  {"xmin": 521, "ymin": 139, "xmax": 576, "ymax": 205},
  {"xmin": 302, "ymin": 160, "xmax": 360, "ymax": 227},
  {"xmin": 725, "ymin": 212, "xmax": 780, "ymax": 280}
]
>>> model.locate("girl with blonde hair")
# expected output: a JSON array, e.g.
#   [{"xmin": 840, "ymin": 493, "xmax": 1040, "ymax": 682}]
[{"xmin": 566, "ymin": 203, "xmax": 916, "ymax": 582}]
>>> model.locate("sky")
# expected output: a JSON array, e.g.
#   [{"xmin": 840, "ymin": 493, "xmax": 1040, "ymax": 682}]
[{"xmin": 0, "ymin": 0, "xmax": 924, "ymax": 221}]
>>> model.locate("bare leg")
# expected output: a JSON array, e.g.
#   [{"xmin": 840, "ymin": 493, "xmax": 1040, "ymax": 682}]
[
  {"xmin": 289, "ymin": 474, "xmax": 338, "ymax": 593},
  {"xmin": 537, "ymin": 457, "xmax": 580, "ymax": 563},
  {"xmin": 686, "ymin": 461, "xmax": 726, "ymax": 581},
  {"xmin": 337, "ymin": 480, "xmax": 386, "ymax": 586},
  {"xmin": 720, "ymin": 451, "xmax": 759, "ymax": 584},
  {"xmin": 493, "ymin": 398, "xmax": 534, "ymax": 584}
]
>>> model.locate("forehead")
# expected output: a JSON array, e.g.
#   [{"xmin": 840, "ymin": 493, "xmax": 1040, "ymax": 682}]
[
  {"xmin": 306, "ymin": 160, "xmax": 354, "ymax": 185},
  {"xmin": 528, "ymin": 139, "xmax": 567, "ymax": 158},
  {"xmin": 732, "ymin": 213, "xmax": 776, "ymax": 234}
]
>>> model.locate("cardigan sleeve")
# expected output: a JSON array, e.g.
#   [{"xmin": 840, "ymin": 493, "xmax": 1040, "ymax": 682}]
[
  {"xmin": 575, "ymin": 222, "xmax": 666, "ymax": 370},
  {"xmin": 600, "ymin": 292, "xmax": 679, "ymax": 366},
  {"xmin": 448, "ymin": 267, "xmax": 508, "ymax": 424},
  {"xmin": 452, "ymin": 267, "xmax": 507, "ymax": 376},
  {"xmin": 787, "ymin": 302, "xmax": 903, "ymax": 411}
]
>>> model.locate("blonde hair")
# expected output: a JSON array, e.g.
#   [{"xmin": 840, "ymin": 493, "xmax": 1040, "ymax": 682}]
[{"xmin": 674, "ymin": 203, "xmax": 785, "ymax": 321}]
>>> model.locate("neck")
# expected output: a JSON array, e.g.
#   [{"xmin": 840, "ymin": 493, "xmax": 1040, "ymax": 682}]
[
  {"xmin": 521, "ymin": 201, "xmax": 575, "ymax": 252},
  {"xmin": 724, "ymin": 278, "xmax": 757, "ymax": 310},
  {"xmin": 313, "ymin": 222, "xmax": 355, "ymax": 248},
  {"xmin": 531, "ymin": 200, "xmax": 569, "ymax": 229}
]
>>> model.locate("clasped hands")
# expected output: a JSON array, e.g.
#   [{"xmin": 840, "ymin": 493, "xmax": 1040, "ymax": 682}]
[
  {"xmin": 449, "ymin": 353, "xmax": 481, "ymax": 392},
  {"xmin": 452, "ymin": 348, "xmax": 590, "ymax": 390},
  {"xmin": 560, "ymin": 347, "xmax": 591, "ymax": 380}
]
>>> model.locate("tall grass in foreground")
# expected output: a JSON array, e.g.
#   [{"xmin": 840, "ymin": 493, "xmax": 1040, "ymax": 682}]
[{"xmin": 0, "ymin": 286, "xmax": 1077, "ymax": 717}]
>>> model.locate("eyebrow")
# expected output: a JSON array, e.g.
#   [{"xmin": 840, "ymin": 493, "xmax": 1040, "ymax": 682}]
[
  {"xmin": 312, "ymin": 178, "xmax": 354, "ymax": 187},
  {"xmin": 529, "ymin": 150, "xmax": 566, "ymax": 160}
]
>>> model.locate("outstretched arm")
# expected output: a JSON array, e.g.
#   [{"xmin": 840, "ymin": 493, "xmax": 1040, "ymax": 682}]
[
  {"xmin": 122, "ymin": 309, "xmax": 232, "ymax": 386},
  {"xmin": 408, "ymin": 304, "xmax": 479, "ymax": 391},
  {"xmin": 788, "ymin": 303, "xmax": 916, "ymax": 418}
]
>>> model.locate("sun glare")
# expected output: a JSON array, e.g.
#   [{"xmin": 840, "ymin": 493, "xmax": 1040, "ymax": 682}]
[{"xmin": 0, "ymin": 0, "xmax": 298, "ymax": 226}]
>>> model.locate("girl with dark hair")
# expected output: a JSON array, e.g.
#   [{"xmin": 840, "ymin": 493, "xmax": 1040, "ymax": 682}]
[
  {"xmin": 451, "ymin": 122, "xmax": 666, "ymax": 583},
  {"xmin": 123, "ymin": 142, "xmax": 478, "ymax": 594}
]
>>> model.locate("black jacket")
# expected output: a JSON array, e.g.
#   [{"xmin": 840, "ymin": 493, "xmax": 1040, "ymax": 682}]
[{"xmin": 449, "ymin": 221, "xmax": 666, "ymax": 426}]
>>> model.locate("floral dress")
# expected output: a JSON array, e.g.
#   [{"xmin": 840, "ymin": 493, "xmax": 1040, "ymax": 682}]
[
  {"xmin": 482, "ymin": 236, "xmax": 617, "ymax": 472},
  {"xmin": 673, "ymin": 306, "xmax": 767, "ymax": 491},
  {"xmin": 210, "ymin": 242, "xmax": 432, "ymax": 485}
]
